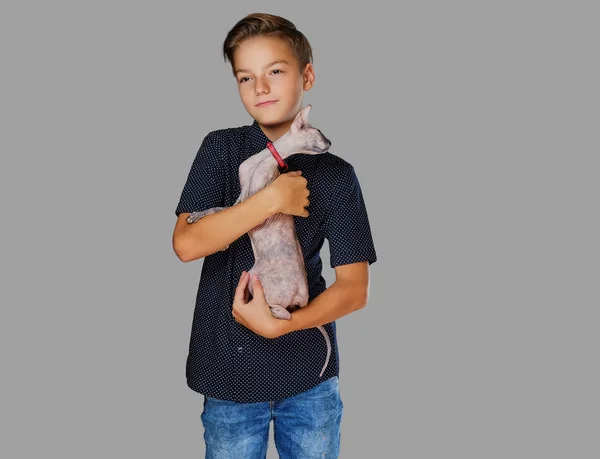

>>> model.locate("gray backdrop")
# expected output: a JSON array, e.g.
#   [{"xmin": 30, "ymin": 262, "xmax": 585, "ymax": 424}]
[{"xmin": 2, "ymin": 1, "xmax": 598, "ymax": 458}]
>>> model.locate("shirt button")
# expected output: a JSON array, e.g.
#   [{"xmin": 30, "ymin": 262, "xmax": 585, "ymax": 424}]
[{"xmin": 237, "ymin": 346, "xmax": 244, "ymax": 353}]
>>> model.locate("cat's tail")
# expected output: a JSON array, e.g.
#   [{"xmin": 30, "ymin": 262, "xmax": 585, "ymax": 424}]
[{"xmin": 316, "ymin": 325, "xmax": 331, "ymax": 378}]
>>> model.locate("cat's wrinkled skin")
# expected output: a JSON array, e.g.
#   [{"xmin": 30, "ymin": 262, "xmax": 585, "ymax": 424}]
[{"xmin": 187, "ymin": 105, "xmax": 333, "ymax": 377}]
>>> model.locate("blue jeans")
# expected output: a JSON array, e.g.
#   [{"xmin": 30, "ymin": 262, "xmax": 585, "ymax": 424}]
[{"xmin": 200, "ymin": 376, "xmax": 344, "ymax": 458}]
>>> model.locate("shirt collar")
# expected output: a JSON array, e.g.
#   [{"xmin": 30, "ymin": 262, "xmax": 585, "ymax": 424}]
[{"xmin": 246, "ymin": 119, "xmax": 271, "ymax": 156}]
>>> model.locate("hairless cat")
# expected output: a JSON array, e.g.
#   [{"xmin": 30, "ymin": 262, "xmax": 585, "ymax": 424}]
[{"xmin": 187, "ymin": 104, "xmax": 333, "ymax": 377}]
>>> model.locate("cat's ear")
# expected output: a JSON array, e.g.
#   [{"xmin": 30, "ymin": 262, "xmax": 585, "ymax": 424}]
[{"xmin": 290, "ymin": 104, "xmax": 312, "ymax": 133}]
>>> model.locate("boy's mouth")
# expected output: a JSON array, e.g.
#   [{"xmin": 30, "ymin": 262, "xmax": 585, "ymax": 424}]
[{"xmin": 256, "ymin": 100, "xmax": 278, "ymax": 107}]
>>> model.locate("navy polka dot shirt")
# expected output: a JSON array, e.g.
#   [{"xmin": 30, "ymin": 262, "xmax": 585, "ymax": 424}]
[{"xmin": 175, "ymin": 119, "xmax": 377, "ymax": 403}]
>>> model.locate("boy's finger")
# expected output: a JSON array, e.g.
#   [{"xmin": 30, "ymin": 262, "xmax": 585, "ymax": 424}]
[{"xmin": 234, "ymin": 271, "xmax": 248, "ymax": 302}]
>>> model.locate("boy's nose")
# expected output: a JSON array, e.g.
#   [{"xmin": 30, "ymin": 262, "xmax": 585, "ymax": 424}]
[{"xmin": 255, "ymin": 79, "xmax": 269, "ymax": 95}]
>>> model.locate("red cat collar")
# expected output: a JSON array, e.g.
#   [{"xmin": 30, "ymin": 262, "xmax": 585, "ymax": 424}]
[{"xmin": 266, "ymin": 141, "xmax": 289, "ymax": 173}]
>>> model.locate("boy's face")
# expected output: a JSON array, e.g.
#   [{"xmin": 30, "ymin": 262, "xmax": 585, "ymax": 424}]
[{"xmin": 233, "ymin": 36, "xmax": 314, "ymax": 141}]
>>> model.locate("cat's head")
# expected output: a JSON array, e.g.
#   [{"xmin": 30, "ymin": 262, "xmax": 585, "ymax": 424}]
[{"xmin": 279, "ymin": 105, "xmax": 331, "ymax": 156}]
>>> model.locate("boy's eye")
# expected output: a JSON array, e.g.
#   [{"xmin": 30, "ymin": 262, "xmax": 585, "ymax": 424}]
[{"xmin": 239, "ymin": 69, "xmax": 283, "ymax": 83}]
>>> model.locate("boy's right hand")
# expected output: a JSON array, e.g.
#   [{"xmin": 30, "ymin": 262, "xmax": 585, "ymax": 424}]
[{"xmin": 267, "ymin": 170, "xmax": 310, "ymax": 217}]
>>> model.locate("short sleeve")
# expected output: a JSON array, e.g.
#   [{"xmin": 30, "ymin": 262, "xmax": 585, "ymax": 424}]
[
  {"xmin": 323, "ymin": 166, "xmax": 377, "ymax": 268},
  {"xmin": 175, "ymin": 132, "xmax": 225, "ymax": 217}
]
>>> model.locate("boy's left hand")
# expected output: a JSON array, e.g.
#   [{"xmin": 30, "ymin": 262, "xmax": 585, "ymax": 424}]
[{"xmin": 232, "ymin": 271, "xmax": 282, "ymax": 339}]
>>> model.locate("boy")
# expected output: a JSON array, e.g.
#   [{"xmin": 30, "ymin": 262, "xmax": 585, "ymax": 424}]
[{"xmin": 172, "ymin": 12, "xmax": 377, "ymax": 458}]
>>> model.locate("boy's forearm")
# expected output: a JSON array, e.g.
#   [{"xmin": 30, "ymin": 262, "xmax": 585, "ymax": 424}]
[
  {"xmin": 278, "ymin": 280, "xmax": 367, "ymax": 336},
  {"xmin": 178, "ymin": 188, "xmax": 277, "ymax": 261}
]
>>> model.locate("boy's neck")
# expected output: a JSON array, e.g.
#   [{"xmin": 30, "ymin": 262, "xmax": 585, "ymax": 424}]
[{"xmin": 257, "ymin": 119, "xmax": 293, "ymax": 143}]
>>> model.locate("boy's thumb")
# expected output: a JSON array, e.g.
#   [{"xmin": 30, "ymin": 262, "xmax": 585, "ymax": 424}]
[{"xmin": 252, "ymin": 274, "xmax": 263, "ymax": 291}]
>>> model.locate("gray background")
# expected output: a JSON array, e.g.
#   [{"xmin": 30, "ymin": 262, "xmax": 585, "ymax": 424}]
[{"xmin": 2, "ymin": 1, "xmax": 598, "ymax": 457}]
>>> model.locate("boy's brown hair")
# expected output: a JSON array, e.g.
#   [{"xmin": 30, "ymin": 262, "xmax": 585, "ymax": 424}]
[{"xmin": 222, "ymin": 13, "xmax": 313, "ymax": 78}]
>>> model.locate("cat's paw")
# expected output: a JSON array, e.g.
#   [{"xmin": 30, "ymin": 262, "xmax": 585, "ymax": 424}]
[
  {"xmin": 186, "ymin": 207, "xmax": 227, "ymax": 223},
  {"xmin": 269, "ymin": 305, "xmax": 292, "ymax": 320}
]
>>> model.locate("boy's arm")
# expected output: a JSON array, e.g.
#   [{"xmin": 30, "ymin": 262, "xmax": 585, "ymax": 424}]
[
  {"xmin": 173, "ymin": 131, "xmax": 279, "ymax": 262},
  {"xmin": 277, "ymin": 261, "xmax": 370, "ymax": 335},
  {"xmin": 173, "ymin": 188, "xmax": 278, "ymax": 262},
  {"xmin": 275, "ymin": 164, "xmax": 377, "ymax": 336},
  {"xmin": 172, "ymin": 131, "xmax": 306, "ymax": 262}
]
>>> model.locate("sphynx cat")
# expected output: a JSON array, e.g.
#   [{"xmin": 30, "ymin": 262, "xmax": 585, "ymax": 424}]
[{"xmin": 187, "ymin": 104, "xmax": 333, "ymax": 377}]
